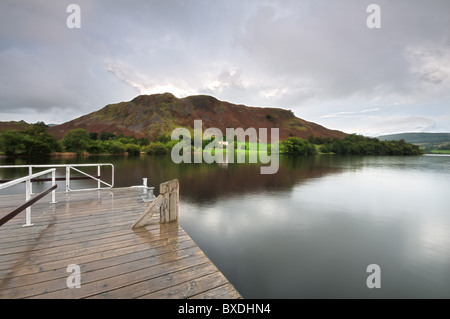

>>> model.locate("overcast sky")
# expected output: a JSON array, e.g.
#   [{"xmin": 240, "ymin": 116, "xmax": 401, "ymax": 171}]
[{"xmin": 1, "ymin": 0, "xmax": 450, "ymax": 136}]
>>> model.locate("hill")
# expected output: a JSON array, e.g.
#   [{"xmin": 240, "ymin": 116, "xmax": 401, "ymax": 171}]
[
  {"xmin": 49, "ymin": 93, "xmax": 348, "ymax": 141},
  {"xmin": 378, "ymin": 132, "xmax": 450, "ymax": 145},
  {"xmin": 0, "ymin": 120, "xmax": 31, "ymax": 132}
]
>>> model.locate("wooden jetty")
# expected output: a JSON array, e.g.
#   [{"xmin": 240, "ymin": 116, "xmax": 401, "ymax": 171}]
[{"xmin": 0, "ymin": 183, "xmax": 241, "ymax": 299}]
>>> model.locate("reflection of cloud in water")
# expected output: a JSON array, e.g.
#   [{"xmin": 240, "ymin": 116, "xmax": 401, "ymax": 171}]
[
  {"xmin": 416, "ymin": 220, "xmax": 450, "ymax": 260},
  {"xmin": 181, "ymin": 157, "xmax": 450, "ymax": 298},
  {"xmin": 182, "ymin": 193, "xmax": 293, "ymax": 238}
]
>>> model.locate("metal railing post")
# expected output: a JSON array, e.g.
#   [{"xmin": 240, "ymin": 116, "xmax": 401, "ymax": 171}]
[
  {"xmin": 65, "ymin": 166, "xmax": 70, "ymax": 192},
  {"xmin": 111, "ymin": 164, "xmax": 114, "ymax": 189},
  {"xmin": 51, "ymin": 169, "xmax": 57, "ymax": 204},
  {"xmin": 29, "ymin": 166, "xmax": 33, "ymax": 195},
  {"xmin": 23, "ymin": 179, "xmax": 33, "ymax": 227},
  {"xmin": 97, "ymin": 165, "xmax": 101, "ymax": 190},
  {"xmin": 0, "ymin": 168, "xmax": 57, "ymax": 228}
]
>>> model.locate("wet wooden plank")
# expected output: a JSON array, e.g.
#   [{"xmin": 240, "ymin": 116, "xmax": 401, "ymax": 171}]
[
  {"xmin": 190, "ymin": 283, "xmax": 243, "ymax": 299},
  {"xmin": 139, "ymin": 272, "xmax": 233, "ymax": 299},
  {"xmin": 12, "ymin": 247, "xmax": 206, "ymax": 299},
  {"xmin": 0, "ymin": 235, "xmax": 196, "ymax": 289},
  {"xmin": 0, "ymin": 226, "xmax": 185, "ymax": 272},
  {"xmin": 88, "ymin": 262, "xmax": 219, "ymax": 299},
  {"xmin": 0, "ymin": 188, "xmax": 241, "ymax": 299}
]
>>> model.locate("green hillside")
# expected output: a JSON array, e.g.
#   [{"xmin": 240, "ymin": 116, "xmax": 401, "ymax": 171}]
[
  {"xmin": 48, "ymin": 93, "xmax": 348, "ymax": 141},
  {"xmin": 378, "ymin": 132, "xmax": 450, "ymax": 154},
  {"xmin": 378, "ymin": 133, "xmax": 450, "ymax": 144}
]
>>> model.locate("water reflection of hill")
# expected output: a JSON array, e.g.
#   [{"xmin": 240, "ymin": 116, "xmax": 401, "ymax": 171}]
[
  {"xmin": 111, "ymin": 155, "xmax": 343, "ymax": 202},
  {"xmin": 0, "ymin": 155, "xmax": 343, "ymax": 202},
  {"xmin": 181, "ymin": 158, "xmax": 342, "ymax": 202}
]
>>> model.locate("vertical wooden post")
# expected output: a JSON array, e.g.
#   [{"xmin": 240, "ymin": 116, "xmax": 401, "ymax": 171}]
[
  {"xmin": 131, "ymin": 179, "xmax": 180, "ymax": 229},
  {"xmin": 159, "ymin": 179, "xmax": 179, "ymax": 224}
]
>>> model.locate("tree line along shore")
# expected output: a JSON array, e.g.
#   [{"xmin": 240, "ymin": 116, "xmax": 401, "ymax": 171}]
[{"xmin": 0, "ymin": 122, "xmax": 423, "ymax": 158}]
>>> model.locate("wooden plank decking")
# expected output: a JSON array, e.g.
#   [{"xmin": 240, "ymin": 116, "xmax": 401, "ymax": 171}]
[{"xmin": 0, "ymin": 187, "xmax": 241, "ymax": 299}]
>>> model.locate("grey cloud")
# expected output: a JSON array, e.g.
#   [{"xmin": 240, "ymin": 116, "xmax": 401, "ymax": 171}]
[
  {"xmin": 235, "ymin": 0, "xmax": 450, "ymax": 101},
  {"xmin": 0, "ymin": 0, "xmax": 449, "ymax": 135}
]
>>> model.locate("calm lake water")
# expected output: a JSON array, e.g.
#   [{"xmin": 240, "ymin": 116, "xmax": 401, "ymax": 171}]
[{"xmin": 1, "ymin": 154, "xmax": 450, "ymax": 298}]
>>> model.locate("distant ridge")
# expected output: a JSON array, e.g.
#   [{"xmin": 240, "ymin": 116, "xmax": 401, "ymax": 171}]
[
  {"xmin": 48, "ymin": 93, "xmax": 348, "ymax": 140},
  {"xmin": 0, "ymin": 120, "xmax": 31, "ymax": 132},
  {"xmin": 378, "ymin": 132, "xmax": 450, "ymax": 144}
]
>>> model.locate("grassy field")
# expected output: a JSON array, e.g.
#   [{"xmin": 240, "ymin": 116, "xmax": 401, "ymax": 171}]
[
  {"xmin": 430, "ymin": 149, "xmax": 450, "ymax": 154},
  {"xmin": 204, "ymin": 141, "xmax": 279, "ymax": 155}
]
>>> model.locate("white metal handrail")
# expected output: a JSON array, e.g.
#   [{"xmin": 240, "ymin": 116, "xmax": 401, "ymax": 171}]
[
  {"xmin": 0, "ymin": 164, "xmax": 114, "ymax": 193},
  {"xmin": 0, "ymin": 168, "xmax": 57, "ymax": 227}
]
